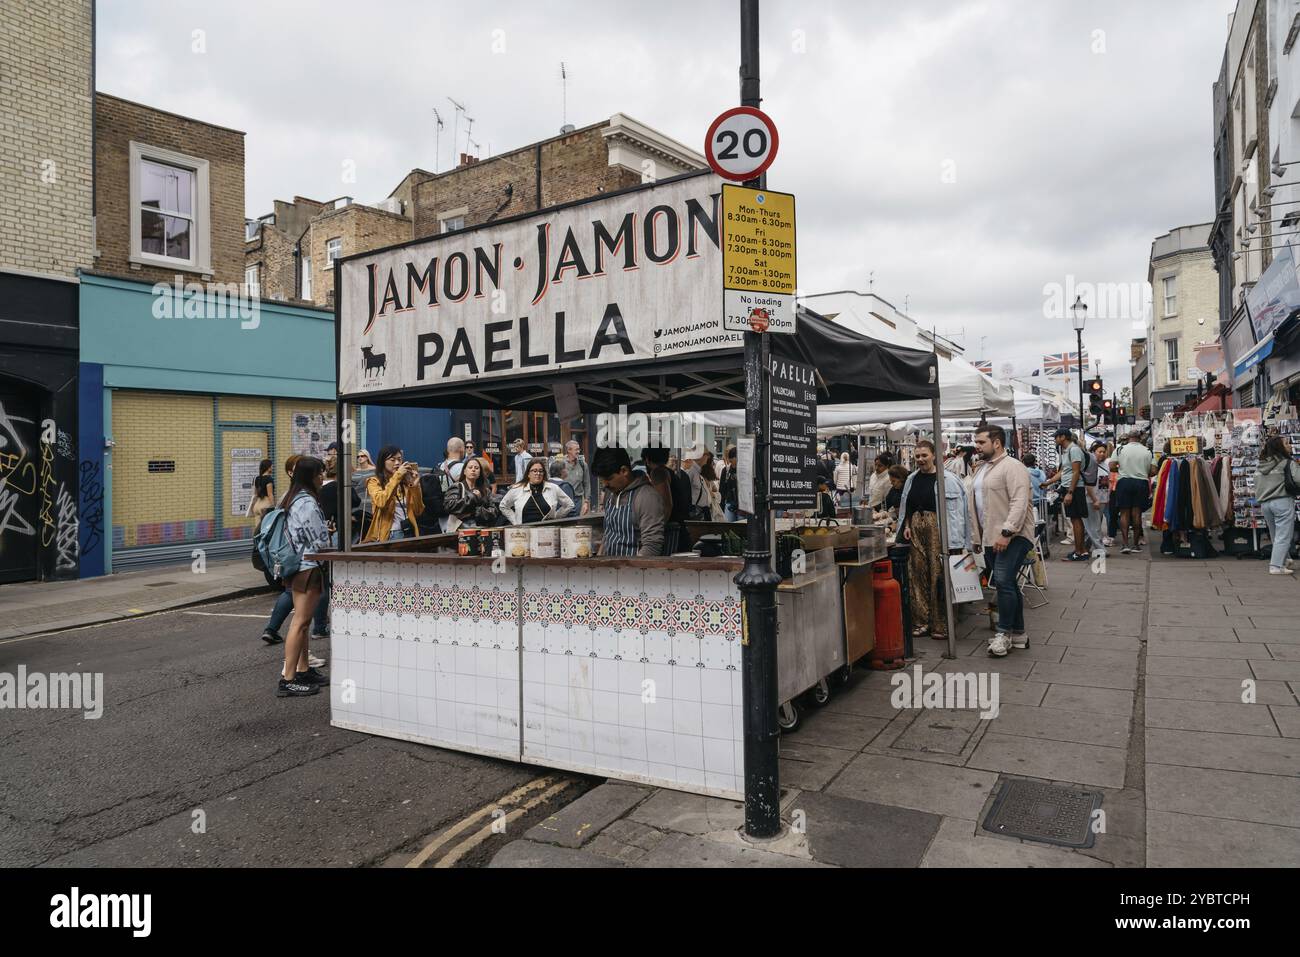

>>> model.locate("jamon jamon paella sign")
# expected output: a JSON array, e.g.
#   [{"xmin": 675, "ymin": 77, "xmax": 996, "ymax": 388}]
[{"xmin": 338, "ymin": 172, "xmax": 737, "ymax": 397}]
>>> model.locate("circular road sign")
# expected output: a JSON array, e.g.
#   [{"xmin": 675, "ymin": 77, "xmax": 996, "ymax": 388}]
[{"xmin": 705, "ymin": 106, "xmax": 780, "ymax": 182}]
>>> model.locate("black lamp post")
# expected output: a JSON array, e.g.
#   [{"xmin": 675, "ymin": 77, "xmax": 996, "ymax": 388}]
[{"xmin": 1071, "ymin": 295, "xmax": 1088, "ymax": 438}]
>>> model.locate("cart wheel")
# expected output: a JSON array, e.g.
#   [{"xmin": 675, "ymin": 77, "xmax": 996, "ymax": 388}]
[
  {"xmin": 831, "ymin": 665, "xmax": 853, "ymax": 688},
  {"xmin": 777, "ymin": 701, "xmax": 801, "ymax": 733},
  {"xmin": 806, "ymin": 678, "xmax": 832, "ymax": 708}
]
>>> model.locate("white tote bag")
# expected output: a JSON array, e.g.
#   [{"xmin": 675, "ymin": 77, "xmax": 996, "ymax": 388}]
[{"xmin": 948, "ymin": 551, "xmax": 985, "ymax": 604}]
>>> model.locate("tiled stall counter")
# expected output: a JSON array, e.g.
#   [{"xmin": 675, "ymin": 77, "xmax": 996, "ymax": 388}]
[{"xmin": 321, "ymin": 552, "xmax": 747, "ymax": 799}]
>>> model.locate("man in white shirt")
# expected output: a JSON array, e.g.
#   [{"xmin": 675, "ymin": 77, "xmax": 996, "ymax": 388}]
[{"xmin": 1113, "ymin": 433, "xmax": 1154, "ymax": 553}]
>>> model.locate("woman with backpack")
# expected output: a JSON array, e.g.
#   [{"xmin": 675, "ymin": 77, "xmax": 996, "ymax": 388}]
[
  {"xmin": 276, "ymin": 455, "xmax": 332, "ymax": 697},
  {"xmin": 259, "ymin": 454, "xmax": 325, "ymax": 668},
  {"xmin": 443, "ymin": 457, "xmax": 501, "ymax": 530},
  {"xmin": 499, "ymin": 458, "xmax": 574, "ymax": 525},
  {"xmin": 1255, "ymin": 436, "xmax": 1299, "ymax": 576},
  {"xmin": 362, "ymin": 445, "xmax": 425, "ymax": 542}
]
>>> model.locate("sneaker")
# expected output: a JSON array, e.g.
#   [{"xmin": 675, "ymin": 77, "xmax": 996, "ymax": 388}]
[
  {"xmin": 277, "ymin": 677, "xmax": 320, "ymax": 697},
  {"xmin": 1120, "ymin": 546, "xmax": 1132, "ymax": 554},
  {"xmin": 311, "ymin": 630, "xmax": 330, "ymax": 641},
  {"xmin": 1010, "ymin": 633, "xmax": 1030, "ymax": 650},
  {"xmin": 988, "ymin": 633, "xmax": 1010, "ymax": 657},
  {"xmin": 261, "ymin": 627, "xmax": 283, "ymax": 645},
  {"xmin": 1063, "ymin": 552, "xmax": 1090, "ymax": 562},
  {"xmin": 1269, "ymin": 567, "xmax": 1295, "ymax": 576},
  {"xmin": 1102, "ymin": 537, "xmax": 1115, "ymax": 547},
  {"xmin": 307, "ymin": 653, "xmax": 327, "ymax": 669},
  {"xmin": 295, "ymin": 667, "xmax": 330, "ymax": 686},
  {"xmin": 1059, "ymin": 537, "xmax": 1074, "ymax": 546}
]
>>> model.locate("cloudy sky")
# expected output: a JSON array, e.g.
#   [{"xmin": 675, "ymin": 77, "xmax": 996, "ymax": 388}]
[{"xmin": 97, "ymin": 0, "xmax": 1234, "ymax": 389}]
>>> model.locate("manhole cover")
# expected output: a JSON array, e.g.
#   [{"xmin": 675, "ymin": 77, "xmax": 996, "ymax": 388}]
[{"xmin": 981, "ymin": 778, "xmax": 1103, "ymax": 848}]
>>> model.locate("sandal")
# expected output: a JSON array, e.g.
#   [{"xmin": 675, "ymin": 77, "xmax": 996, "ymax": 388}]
[
  {"xmin": 931, "ymin": 632, "xmax": 948, "ymax": 641},
  {"xmin": 912, "ymin": 626, "xmax": 929, "ymax": 638}
]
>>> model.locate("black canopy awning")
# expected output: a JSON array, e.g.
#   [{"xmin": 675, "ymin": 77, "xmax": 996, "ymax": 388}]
[{"xmin": 352, "ymin": 306, "xmax": 938, "ymax": 412}]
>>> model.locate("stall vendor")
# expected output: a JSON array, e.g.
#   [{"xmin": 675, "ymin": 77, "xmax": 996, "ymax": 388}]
[{"xmin": 592, "ymin": 447, "xmax": 666, "ymax": 557}]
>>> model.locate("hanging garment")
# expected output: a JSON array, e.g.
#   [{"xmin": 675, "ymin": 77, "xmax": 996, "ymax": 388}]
[
  {"xmin": 1163, "ymin": 459, "xmax": 1180, "ymax": 531},
  {"xmin": 1213, "ymin": 456, "xmax": 1232, "ymax": 524},
  {"xmin": 1177, "ymin": 457, "xmax": 1195, "ymax": 531},
  {"xmin": 1190, "ymin": 458, "xmax": 1211, "ymax": 530},
  {"xmin": 1150, "ymin": 459, "xmax": 1172, "ymax": 531}
]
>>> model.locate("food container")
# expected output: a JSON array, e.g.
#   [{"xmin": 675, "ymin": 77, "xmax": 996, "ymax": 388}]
[
  {"xmin": 457, "ymin": 528, "xmax": 480, "ymax": 557},
  {"xmin": 504, "ymin": 526, "xmax": 531, "ymax": 559},
  {"xmin": 561, "ymin": 525, "xmax": 593, "ymax": 559},
  {"xmin": 480, "ymin": 528, "xmax": 497, "ymax": 556},
  {"xmin": 530, "ymin": 526, "xmax": 559, "ymax": 558}
]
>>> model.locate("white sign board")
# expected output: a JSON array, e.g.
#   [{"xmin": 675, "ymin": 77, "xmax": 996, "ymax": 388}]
[
  {"xmin": 338, "ymin": 174, "xmax": 740, "ymax": 398},
  {"xmin": 230, "ymin": 448, "xmax": 262, "ymax": 517},
  {"xmin": 736, "ymin": 433, "xmax": 756, "ymax": 515}
]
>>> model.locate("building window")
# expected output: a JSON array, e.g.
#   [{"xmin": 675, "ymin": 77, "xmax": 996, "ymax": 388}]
[
  {"xmin": 1162, "ymin": 276, "xmax": 1177, "ymax": 316},
  {"xmin": 301, "ymin": 253, "xmax": 312, "ymax": 300},
  {"xmin": 1165, "ymin": 339, "xmax": 1179, "ymax": 383},
  {"xmin": 439, "ymin": 206, "xmax": 469, "ymax": 234},
  {"xmin": 129, "ymin": 142, "xmax": 211, "ymax": 273},
  {"xmin": 326, "ymin": 238, "xmax": 342, "ymax": 265},
  {"xmin": 245, "ymin": 264, "xmax": 259, "ymax": 295}
]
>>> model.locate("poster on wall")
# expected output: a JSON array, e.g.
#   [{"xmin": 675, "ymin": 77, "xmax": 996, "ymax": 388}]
[
  {"xmin": 291, "ymin": 411, "xmax": 335, "ymax": 458},
  {"xmin": 230, "ymin": 448, "xmax": 263, "ymax": 516},
  {"xmin": 337, "ymin": 171, "xmax": 739, "ymax": 399}
]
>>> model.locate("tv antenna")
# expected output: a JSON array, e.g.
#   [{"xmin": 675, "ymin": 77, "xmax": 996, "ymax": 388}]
[
  {"xmin": 560, "ymin": 62, "xmax": 569, "ymax": 127},
  {"xmin": 447, "ymin": 97, "xmax": 467, "ymax": 161},
  {"xmin": 867, "ymin": 271, "xmax": 874, "ymax": 294},
  {"xmin": 464, "ymin": 114, "xmax": 476, "ymax": 157},
  {"xmin": 432, "ymin": 107, "xmax": 445, "ymax": 172}
]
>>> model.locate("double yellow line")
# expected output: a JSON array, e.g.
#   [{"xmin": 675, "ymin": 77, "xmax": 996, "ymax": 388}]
[{"xmin": 405, "ymin": 774, "xmax": 574, "ymax": 869}]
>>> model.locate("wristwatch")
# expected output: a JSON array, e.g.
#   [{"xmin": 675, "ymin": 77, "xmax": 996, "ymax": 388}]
[{"xmin": 1000, "ymin": 528, "xmax": 1015, "ymax": 539}]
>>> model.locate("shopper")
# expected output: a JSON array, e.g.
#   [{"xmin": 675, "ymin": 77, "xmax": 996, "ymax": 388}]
[
  {"xmin": 1090, "ymin": 442, "xmax": 1113, "ymax": 548},
  {"xmin": 563, "ymin": 440, "xmax": 592, "ymax": 516},
  {"xmin": 592, "ymin": 447, "xmax": 666, "ymax": 557},
  {"xmin": 362, "ymin": 445, "xmax": 425, "ymax": 542},
  {"xmin": 883, "ymin": 464, "xmax": 909, "ymax": 514},
  {"xmin": 969, "ymin": 425, "xmax": 1036, "ymax": 657},
  {"xmin": 548, "ymin": 458, "xmax": 578, "ymax": 502},
  {"xmin": 277, "ymin": 455, "xmax": 332, "ymax": 697},
  {"xmin": 1114, "ymin": 432, "xmax": 1154, "ymax": 554},
  {"xmin": 697, "ymin": 451, "xmax": 725, "ymax": 520},
  {"xmin": 440, "ymin": 437, "xmax": 468, "ymax": 488},
  {"xmin": 443, "ymin": 456, "xmax": 500, "ymax": 530},
  {"xmin": 898, "ymin": 439, "xmax": 971, "ymax": 640},
  {"xmin": 510, "ymin": 439, "xmax": 533, "ymax": 483},
  {"xmin": 649, "ymin": 447, "xmax": 689, "ymax": 553},
  {"xmin": 683, "ymin": 453, "xmax": 710, "ymax": 520},
  {"xmin": 1023, "ymin": 453, "xmax": 1047, "ymax": 505},
  {"xmin": 833, "ymin": 452, "xmax": 858, "ymax": 508},
  {"xmin": 500, "ymin": 458, "xmax": 575, "ymax": 524},
  {"xmin": 313, "ymin": 454, "xmax": 361, "ymax": 640},
  {"xmin": 1255, "ymin": 436, "xmax": 1299, "ymax": 575},
  {"xmin": 1046, "ymin": 429, "xmax": 1090, "ymax": 561},
  {"xmin": 250, "ymin": 457, "xmax": 276, "ymax": 522},
  {"xmin": 260, "ymin": 455, "xmax": 320, "ymax": 657},
  {"xmin": 352, "ymin": 449, "xmax": 375, "ymax": 542},
  {"xmin": 719, "ymin": 446, "xmax": 740, "ymax": 522},
  {"xmin": 868, "ymin": 453, "xmax": 895, "ymax": 509}
]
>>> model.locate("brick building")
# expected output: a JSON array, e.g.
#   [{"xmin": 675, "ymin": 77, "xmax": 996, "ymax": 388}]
[
  {"xmin": 248, "ymin": 114, "xmax": 704, "ymax": 467},
  {"xmin": 0, "ymin": 0, "xmax": 93, "ymax": 583},
  {"xmin": 80, "ymin": 96, "xmax": 344, "ymax": 574},
  {"xmin": 1145, "ymin": 224, "xmax": 1220, "ymax": 418}
]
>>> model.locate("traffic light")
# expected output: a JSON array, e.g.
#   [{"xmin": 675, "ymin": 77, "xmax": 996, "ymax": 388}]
[
  {"xmin": 1088, "ymin": 377, "xmax": 1105, "ymax": 420},
  {"xmin": 1101, "ymin": 398, "xmax": 1114, "ymax": 424}
]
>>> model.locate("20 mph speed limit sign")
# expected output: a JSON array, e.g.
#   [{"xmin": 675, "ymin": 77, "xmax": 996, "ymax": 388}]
[{"xmin": 705, "ymin": 106, "xmax": 779, "ymax": 182}]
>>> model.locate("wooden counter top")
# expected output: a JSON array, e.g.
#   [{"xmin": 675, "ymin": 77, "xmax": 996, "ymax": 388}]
[{"xmin": 309, "ymin": 550, "xmax": 745, "ymax": 571}]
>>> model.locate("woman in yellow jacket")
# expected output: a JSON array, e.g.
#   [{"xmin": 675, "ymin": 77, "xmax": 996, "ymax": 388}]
[{"xmin": 363, "ymin": 444, "xmax": 425, "ymax": 542}]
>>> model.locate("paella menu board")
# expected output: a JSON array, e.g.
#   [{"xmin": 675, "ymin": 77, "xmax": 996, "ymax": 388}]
[{"xmin": 769, "ymin": 358, "xmax": 817, "ymax": 509}]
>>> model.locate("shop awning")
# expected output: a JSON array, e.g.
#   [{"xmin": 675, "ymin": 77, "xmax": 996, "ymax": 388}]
[
  {"xmin": 1233, "ymin": 335, "xmax": 1275, "ymax": 380},
  {"xmin": 354, "ymin": 306, "xmax": 939, "ymax": 413}
]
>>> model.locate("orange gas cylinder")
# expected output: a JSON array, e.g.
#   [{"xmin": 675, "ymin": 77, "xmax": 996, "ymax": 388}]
[{"xmin": 869, "ymin": 560, "xmax": 906, "ymax": 670}]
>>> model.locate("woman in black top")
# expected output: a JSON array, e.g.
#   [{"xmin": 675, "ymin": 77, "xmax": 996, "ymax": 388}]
[
  {"xmin": 443, "ymin": 457, "xmax": 501, "ymax": 529},
  {"xmin": 883, "ymin": 465, "xmax": 909, "ymax": 512}
]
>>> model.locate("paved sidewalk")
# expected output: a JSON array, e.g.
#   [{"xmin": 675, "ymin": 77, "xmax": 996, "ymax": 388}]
[
  {"xmin": 490, "ymin": 540, "xmax": 1300, "ymax": 868},
  {"xmin": 0, "ymin": 559, "xmax": 271, "ymax": 641}
]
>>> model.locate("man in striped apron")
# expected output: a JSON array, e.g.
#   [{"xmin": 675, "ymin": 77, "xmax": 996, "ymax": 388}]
[{"xmin": 592, "ymin": 447, "xmax": 667, "ymax": 557}]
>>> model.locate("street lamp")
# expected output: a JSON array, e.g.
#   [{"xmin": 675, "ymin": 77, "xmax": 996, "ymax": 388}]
[{"xmin": 1070, "ymin": 295, "xmax": 1087, "ymax": 439}]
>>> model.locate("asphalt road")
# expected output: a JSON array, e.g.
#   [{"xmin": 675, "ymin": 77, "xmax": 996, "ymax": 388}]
[{"xmin": 0, "ymin": 592, "xmax": 589, "ymax": 867}]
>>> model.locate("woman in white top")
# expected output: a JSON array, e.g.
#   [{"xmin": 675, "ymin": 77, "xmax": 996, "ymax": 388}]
[
  {"xmin": 499, "ymin": 458, "xmax": 575, "ymax": 525},
  {"xmin": 833, "ymin": 452, "xmax": 858, "ymax": 506}
]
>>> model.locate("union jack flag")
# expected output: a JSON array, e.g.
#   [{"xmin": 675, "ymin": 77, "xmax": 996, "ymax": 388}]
[
  {"xmin": 972, "ymin": 359, "xmax": 993, "ymax": 375},
  {"xmin": 1042, "ymin": 351, "xmax": 1087, "ymax": 377}
]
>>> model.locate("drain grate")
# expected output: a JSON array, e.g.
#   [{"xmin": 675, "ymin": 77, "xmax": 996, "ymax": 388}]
[{"xmin": 981, "ymin": 778, "xmax": 1103, "ymax": 848}]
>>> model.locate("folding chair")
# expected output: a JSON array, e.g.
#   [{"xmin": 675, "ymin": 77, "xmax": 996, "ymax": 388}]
[{"xmin": 1015, "ymin": 547, "xmax": 1049, "ymax": 609}]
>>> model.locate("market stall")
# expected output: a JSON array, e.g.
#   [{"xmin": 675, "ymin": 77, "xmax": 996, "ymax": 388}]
[{"xmin": 316, "ymin": 169, "xmax": 939, "ymax": 799}]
